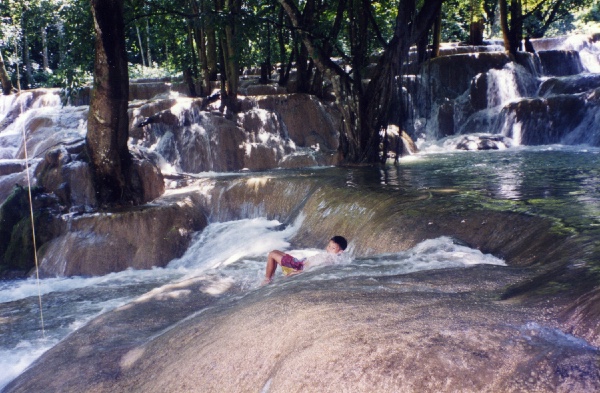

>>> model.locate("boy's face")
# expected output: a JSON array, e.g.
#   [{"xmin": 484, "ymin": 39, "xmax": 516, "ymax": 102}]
[{"xmin": 326, "ymin": 240, "xmax": 342, "ymax": 254}]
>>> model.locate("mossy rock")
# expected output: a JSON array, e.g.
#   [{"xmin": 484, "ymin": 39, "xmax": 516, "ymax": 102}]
[{"xmin": 0, "ymin": 185, "xmax": 58, "ymax": 273}]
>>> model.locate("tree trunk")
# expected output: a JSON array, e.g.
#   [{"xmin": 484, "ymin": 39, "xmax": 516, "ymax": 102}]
[
  {"xmin": 87, "ymin": 0, "xmax": 133, "ymax": 206},
  {"xmin": 190, "ymin": 0, "xmax": 210, "ymax": 95},
  {"xmin": 13, "ymin": 41, "xmax": 21, "ymax": 92},
  {"xmin": 146, "ymin": 18, "xmax": 152, "ymax": 66},
  {"xmin": 499, "ymin": 0, "xmax": 512, "ymax": 54},
  {"xmin": 277, "ymin": 6, "xmax": 291, "ymax": 86},
  {"xmin": 41, "ymin": 27, "xmax": 49, "ymax": 71},
  {"xmin": 295, "ymin": 35, "xmax": 310, "ymax": 93},
  {"xmin": 198, "ymin": 27, "xmax": 211, "ymax": 95},
  {"xmin": 469, "ymin": 0, "xmax": 485, "ymax": 45},
  {"xmin": 296, "ymin": 0, "xmax": 316, "ymax": 93},
  {"xmin": 432, "ymin": 6, "xmax": 442, "ymax": 58},
  {"xmin": 206, "ymin": 0, "xmax": 218, "ymax": 80},
  {"xmin": 509, "ymin": 0, "xmax": 522, "ymax": 53},
  {"xmin": 136, "ymin": 23, "xmax": 146, "ymax": 67},
  {"xmin": 23, "ymin": 34, "xmax": 33, "ymax": 89},
  {"xmin": 187, "ymin": 24, "xmax": 198, "ymax": 76},
  {"xmin": 0, "ymin": 51, "xmax": 13, "ymax": 95},
  {"xmin": 58, "ymin": 21, "xmax": 66, "ymax": 65},
  {"xmin": 218, "ymin": 0, "xmax": 240, "ymax": 111}
]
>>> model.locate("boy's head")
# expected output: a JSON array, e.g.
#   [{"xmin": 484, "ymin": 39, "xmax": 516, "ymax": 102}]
[{"xmin": 327, "ymin": 235, "xmax": 348, "ymax": 254}]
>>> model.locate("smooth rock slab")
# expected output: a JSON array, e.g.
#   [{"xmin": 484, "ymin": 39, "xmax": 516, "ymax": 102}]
[{"xmin": 4, "ymin": 266, "xmax": 599, "ymax": 393}]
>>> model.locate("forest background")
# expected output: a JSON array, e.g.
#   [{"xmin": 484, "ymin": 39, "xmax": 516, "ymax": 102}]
[{"xmin": 1, "ymin": 0, "xmax": 598, "ymax": 94}]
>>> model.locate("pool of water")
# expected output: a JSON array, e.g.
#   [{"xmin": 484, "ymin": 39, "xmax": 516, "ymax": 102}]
[{"xmin": 2, "ymin": 145, "xmax": 600, "ymax": 389}]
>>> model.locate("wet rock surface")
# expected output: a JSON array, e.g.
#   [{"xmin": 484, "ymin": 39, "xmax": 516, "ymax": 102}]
[
  {"xmin": 538, "ymin": 50, "xmax": 585, "ymax": 76},
  {"xmin": 36, "ymin": 192, "xmax": 207, "ymax": 276},
  {"xmin": 5, "ymin": 265, "xmax": 599, "ymax": 393},
  {"xmin": 412, "ymin": 34, "xmax": 600, "ymax": 145},
  {"xmin": 456, "ymin": 134, "xmax": 513, "ymax": 150}
]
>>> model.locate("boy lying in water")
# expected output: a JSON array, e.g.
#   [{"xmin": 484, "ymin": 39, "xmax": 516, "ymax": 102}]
[{"xmin": 262, "ymin": 235, "xmax": 348, "ymax": 285}]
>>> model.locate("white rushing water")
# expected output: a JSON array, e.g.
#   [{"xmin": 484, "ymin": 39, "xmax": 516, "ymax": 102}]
[{"xmin": 0, "ymin": 216, "xmax": 505, "ymax": 389}]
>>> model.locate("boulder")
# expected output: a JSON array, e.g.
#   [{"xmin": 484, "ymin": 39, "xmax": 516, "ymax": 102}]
[
  {"xmin": 0, "ymin": 160, "xmax": 27, "ymax": 176},
  {"xmin": 437, "ymin": 102, "xmax": 456, "ymax": 136},
  {"xmin": 0, "ymin": 185, "xmax": 62, "ymax": 275},
  {"xmin": 240, "ymin": 83, "xmax": 287, "ymax": 96},
  {"xmin": 455, "ymin": 134, "xmax": 512, "ymax": 151},
  {"xmin": 470, "ymin": 73, "xmax": 488, "ymax": 111},
  {"xmin": 383, "ymin": 125, "xmax": 419, "ymax": 159},
  {"xmin": 35, "ymin": 147, "xmax": 97, "ymax": 210},
  {"xmin": 129, "ymin": 149, "xmax": 166, "ymax": 203}
]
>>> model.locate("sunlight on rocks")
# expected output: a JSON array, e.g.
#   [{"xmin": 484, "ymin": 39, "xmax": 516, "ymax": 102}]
[{"xmin": 246, "ymin": 176, "xmax": 273, "ymax": 191}]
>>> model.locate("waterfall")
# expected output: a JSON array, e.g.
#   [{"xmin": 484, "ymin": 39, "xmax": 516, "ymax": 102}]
[
  {"xmin": 0, "ymin": 90, "xmax": 84, "ymax": 160},
  {"xmin": 413, "ymin": 33, "xmax": 600, "ymax": 151},
  {"xmin": 486, "ymin": 63, "xmax": 538, "ymax": 108}
]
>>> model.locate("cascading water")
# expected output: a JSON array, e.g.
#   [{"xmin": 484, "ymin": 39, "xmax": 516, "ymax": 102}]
[
  {"xmin": 3, "ymin": 147, "xmax": 600, "ymax": 392},
  {"xmin": 1, "ymin": 34, "xmax": 600, "ymax": 392},
  {"xmin": 0, "ymin": 214, "xmax": 508, "ymax": 390},
  {"xmin": 414, "ymin": 34, "xmax": 600, "ymax": 150}
]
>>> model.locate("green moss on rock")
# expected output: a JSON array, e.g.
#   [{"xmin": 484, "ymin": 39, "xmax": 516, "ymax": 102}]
[{"xmin": 0, "ymin": 185, "xmax": 55, "ymax": 274}]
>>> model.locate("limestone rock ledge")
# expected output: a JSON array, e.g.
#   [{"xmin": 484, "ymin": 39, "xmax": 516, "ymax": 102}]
[{"xmin": 36, "ymin": 192, "xmax": 207, "ymax": 277}]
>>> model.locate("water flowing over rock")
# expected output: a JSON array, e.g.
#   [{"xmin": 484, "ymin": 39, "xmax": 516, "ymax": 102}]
[
  {"xmin": 495, "ymin": 89, "xmax": 598, "ymax": 146},
  {"xmin": 4, "ymin": 167, "xmax": 600, "ymax": 392},
  {"xmin": 36, "ymin": 193, "xmax": 207, "ymax": 276},
  {"xmin": 130, "ymin": 93, "xmax": 342, "ymax": 173},
  {"xmin": 2, "ymin": 34, "xmax": 600, "ymax": 393},
  {"xmin": 537, "ymin": 50, "xmax": 585, "ymax": 76},
  {"xmin": 411, "ymin": 34, "xmax": 600, "ymax": 148}
]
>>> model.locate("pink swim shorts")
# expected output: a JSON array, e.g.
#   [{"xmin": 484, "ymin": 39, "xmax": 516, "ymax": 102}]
[{"xmin": 281, "ymin": 254, "xmax": 305, "ymax": 270}]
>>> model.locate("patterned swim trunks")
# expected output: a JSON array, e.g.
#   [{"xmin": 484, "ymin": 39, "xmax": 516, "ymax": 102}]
[{"xmin": 281, "ymin": 254, "xmax": 305, "ymax": 272}]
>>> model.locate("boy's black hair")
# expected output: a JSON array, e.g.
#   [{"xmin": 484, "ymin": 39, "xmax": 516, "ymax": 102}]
[{"xmin": 331, "ymin": 235, "xmax": 348, "ymax": 250}]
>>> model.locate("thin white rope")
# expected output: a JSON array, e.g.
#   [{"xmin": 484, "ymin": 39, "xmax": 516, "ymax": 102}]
[{"xmin": 19, "ymin": 92, "xmax": 46, "ymax": 338}]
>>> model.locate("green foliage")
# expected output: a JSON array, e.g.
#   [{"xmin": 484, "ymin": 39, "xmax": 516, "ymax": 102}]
[
  {"xmin": 0, "ymin": 0, "xmax": 598, "ymax": 94},
  {"xmin": 128, "ymin": 63, "xmax": 178, "ymax": 80},
  {"xmin": 47, "ymin": 62, "xmax": 92, "ymax": 105},
  {"xmin": 521, "ymin": 0, "xmax": 596, "ymax": 37},
  {"xmin": 441, "ymin": 0, "xmax": 471, "ymax": 42},
  {"xmin": 583, "ymin": 2, "xmax": 600, "ymax": 22}
]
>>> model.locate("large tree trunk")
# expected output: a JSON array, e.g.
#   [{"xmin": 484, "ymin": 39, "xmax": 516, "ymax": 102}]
[
  {"xmin": 469, "ymin": 0, "xmax": 485, "ymax": 46},
  {"xmin": 190, "ymin": 0, "xmax": 210, "ymax": 95},
  {"xmin": 277, "ymin": 6, "xmax": 292, "ymax": 86},
  {"xmin": 0, "ymin": 51, "xmax": 13, "ymax": 95},
  {"xmin": 509, "ymin": 0, "xmax": 523, "ymax": 53},
  {"xmin": 86, "ymin": 0, "xmax": 132, "ymax": 206},
  {"xmin": 432, "ymin": 6, "xmax": 442, "ymax": 58}
]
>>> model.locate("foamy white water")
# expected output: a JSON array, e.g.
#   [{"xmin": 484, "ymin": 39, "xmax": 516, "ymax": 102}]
[{"xmin": 0, "ymin": 217, "xmax": 506, "ymax": 389}]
